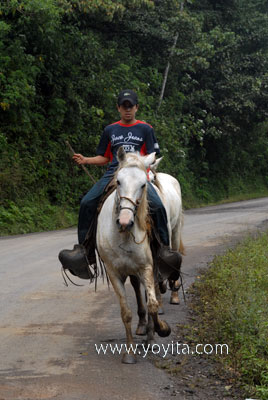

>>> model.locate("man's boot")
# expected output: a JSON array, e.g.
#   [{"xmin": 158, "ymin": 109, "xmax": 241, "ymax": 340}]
[{"xmin": 155, "ymin": 245, "xmax": 182, "ymax": 282}]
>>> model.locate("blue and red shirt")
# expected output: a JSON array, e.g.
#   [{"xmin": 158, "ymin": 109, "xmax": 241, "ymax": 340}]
[{"xmin": 96, "ymin": 120, "xmax": 160, "ymax": 175}]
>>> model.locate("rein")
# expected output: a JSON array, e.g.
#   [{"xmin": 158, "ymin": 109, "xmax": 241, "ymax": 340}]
[{"xmin": 129, "ymin": 231, "xmax": 147, "ymax": 245}]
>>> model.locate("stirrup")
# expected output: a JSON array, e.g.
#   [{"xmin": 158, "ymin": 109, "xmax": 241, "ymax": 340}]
[{"xmin": 58, "ymin": 244, "xmax": 96, "ymax": 280}]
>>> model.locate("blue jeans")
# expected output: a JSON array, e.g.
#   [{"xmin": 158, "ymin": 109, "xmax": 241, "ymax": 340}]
[{"xmin": 78, "ymin": 176, "xmax": 169, "ymax": 246}]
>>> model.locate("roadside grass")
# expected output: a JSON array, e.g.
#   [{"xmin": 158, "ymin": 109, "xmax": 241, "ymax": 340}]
[
  {"xmin": 0, "ymin": 200, "xmax": 78, "ymax": 236},
  {"xmin": 190, "ymin": 231, "xmax": 268, "ymax": 399},
  {"xmin": 206, "ymin": 187, "xmax": 268, "ymax": 208},
  {"xmin": 183, "ymin": 186, "xmax": 268, "ymax": 209}
]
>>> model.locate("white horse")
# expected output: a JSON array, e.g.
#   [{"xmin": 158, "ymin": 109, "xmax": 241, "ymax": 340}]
[{"xmin": 96, "ymin": 148, "xmax": 183, "ymax": 364}]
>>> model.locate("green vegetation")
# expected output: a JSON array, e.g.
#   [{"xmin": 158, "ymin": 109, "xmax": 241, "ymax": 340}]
[
  {"xmin": 183, "ymin": 186, "xmax": 268, "ymax": 210},
  {"xmin": 0, "ymin": 0, "xmax": 268, "ymax": 234},
  {"xmin": 191, "ymin": 232, "xmax": 268, "ymax": 399},
  {"xmin": 0, "ymin": 199, "xmax": 77, "ymax": 235}
]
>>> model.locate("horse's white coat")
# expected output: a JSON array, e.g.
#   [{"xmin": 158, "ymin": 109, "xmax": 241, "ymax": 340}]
[
  {"xmin": 156, "ymin": 172, "xmax": 183, "ymax": 250},
  {"xmin": 96, "ymin": 151, "xmax": 183, "ymax": 361}
]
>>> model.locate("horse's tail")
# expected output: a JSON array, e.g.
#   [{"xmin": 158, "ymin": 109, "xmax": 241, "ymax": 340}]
[{"xmin": 178, "ymin": 209, "xmax": 185, "ymax": 255}]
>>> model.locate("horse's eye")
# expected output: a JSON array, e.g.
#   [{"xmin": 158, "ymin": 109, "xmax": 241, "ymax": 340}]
[
  {"xmin": 141, "ymin": 184, "xmax": 146, "ymax": 189},
  {"xmin": 117, "ymin": 180, "xmax": 121, "ymax": 186}
]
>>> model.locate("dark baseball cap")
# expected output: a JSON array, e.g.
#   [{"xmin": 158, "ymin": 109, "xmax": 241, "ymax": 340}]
[{"xmin": 117, "ymin": 89, "xmax": 138, "ymax": 106}]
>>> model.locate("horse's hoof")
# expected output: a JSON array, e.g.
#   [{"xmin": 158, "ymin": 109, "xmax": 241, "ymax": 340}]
[
  {"xmin": 158, "ymin": 307, "xmax": 165, "ymax": 315},
  {"xmin": 122, "ymin": 352, "xmax": 137, "ymax": 364},
  {"xmin": 136, "ymin": 324, "xmax": 147, "ymax": 336},
  {"xmin": 170, "ymin": 292, "xmax": 180, "ymax": 304},
  {"xmin": 156, "ymin": 320, "xmax": 171, "ymax": 337}
]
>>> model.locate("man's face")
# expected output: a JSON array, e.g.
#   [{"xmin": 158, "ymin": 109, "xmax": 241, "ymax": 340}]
[{"xmin": 117, "ymin": 100, "xmax": 139, "ymax": 123}]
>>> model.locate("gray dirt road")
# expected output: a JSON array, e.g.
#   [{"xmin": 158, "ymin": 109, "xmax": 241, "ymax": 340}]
[{"xmin": 0, "ymin": 197, "xmax": 268, "ymax": 400}]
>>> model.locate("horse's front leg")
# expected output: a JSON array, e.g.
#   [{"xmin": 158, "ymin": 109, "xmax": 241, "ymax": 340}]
[
  {"xmin": 130, "ymin": 275, "xmax": 147, "ymax": 336},
  {"xmin": 108, "ymin": 271, "xmax": 136, "ymax": 364},
  {"xmin": 143, "ymin": 264, "xmax": 171, "ymax": 340}
]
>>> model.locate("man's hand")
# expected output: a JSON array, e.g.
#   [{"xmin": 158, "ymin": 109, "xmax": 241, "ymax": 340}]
[
  {"xmin": 73, "ymin": 153, "xmax": 86, "ymax": 165},
  {"xmin": 72, "ymin": 153, "xmax": 109, "ymax": 166}
]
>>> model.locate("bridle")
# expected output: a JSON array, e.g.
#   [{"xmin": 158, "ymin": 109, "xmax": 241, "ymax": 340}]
[
  {"xmin": 116, "ymin": 191, "xmax": 141, "ymax": 217},
  {"xmin": 117, "ymin": 195, "xmax": 141, "ymax": 215}
]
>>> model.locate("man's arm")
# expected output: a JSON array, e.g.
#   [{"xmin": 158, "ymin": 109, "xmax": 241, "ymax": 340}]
[{"xmin": 73, "ymin": 154, "xmax": 109, "ymax": 166}]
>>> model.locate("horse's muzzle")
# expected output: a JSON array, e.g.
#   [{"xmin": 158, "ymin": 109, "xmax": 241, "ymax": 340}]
[{"xmin": 116, "ymin": 218, "xmax": 134, "ymax": 232}]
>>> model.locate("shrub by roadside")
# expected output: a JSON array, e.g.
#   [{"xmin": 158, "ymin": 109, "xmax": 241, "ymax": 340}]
[
  {"xmin": 0, "ymin": 200, "xmax": 77, "ymax": 236},
  {"xmin": 190, "ymin": 232, "xmax": 268, "ymax": 399}
]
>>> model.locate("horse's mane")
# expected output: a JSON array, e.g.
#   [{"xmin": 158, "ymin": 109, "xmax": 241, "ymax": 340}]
[
  {"xmin": 117, "ymin": 152, "xmax": 147, "ymax": 172},
  {"xmin": 150, "ymin": 170, "xmax": 163, "ymax": 193},
  {"xmin": 114, "ymin": 152, "xmax": 151, "ymax": 233}
]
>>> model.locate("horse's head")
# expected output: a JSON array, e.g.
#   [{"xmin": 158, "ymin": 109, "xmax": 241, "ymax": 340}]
[{"xmin": 115, "ymin": 147, "xmax": 155, "ymax": 232}]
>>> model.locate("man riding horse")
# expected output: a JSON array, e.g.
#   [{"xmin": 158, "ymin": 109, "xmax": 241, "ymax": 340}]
[{"xmin": 59, "ymin": 89, "xmax": 182, "ymax": 282}]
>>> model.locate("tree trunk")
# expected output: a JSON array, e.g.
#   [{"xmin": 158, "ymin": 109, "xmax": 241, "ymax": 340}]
[{"xmin": 157, "ymin": 1, "xmax": 184, "ymax": 112}]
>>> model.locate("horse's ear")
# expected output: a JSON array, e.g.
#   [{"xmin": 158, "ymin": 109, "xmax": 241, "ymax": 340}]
[
  {"xmin": 117, "ymin": 146, "xmax": 126, "ymax": 163},
  {"xmin": 144, "ymin": 152, "xmax": 156, "ymax": 169},
  {"xmin": 151, "ymin": 156, "xmax": 163, "ymax": 171}
]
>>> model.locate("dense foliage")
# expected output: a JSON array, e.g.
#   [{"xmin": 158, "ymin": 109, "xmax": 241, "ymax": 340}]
[{"xmin": 1, "ymin": 0, "xmax": 268, "ymax": 232}]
